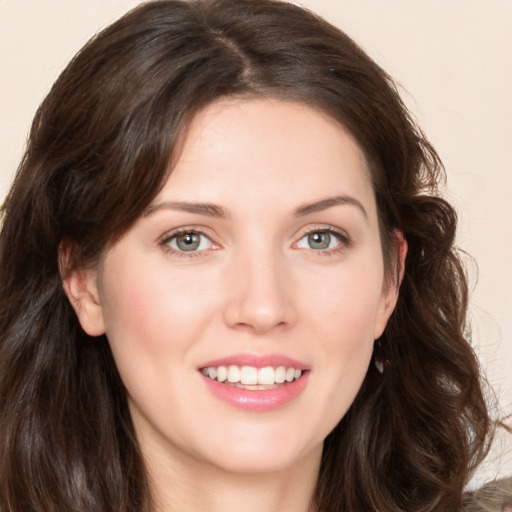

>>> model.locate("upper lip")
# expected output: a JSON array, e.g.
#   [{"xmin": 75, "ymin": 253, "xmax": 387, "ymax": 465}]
[{"xmin": 198, "ymin": 353, "xmax": 309, "ymax": 370}]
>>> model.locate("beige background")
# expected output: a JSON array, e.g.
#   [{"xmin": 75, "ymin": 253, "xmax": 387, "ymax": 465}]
[{"xmin": 1, "ymin": 0, "xmax": 511, "ymax": 486}]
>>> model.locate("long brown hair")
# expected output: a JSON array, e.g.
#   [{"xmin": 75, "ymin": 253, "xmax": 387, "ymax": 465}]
[{"xmin": 0, "ymin": 1, "xmax": 492, "ymax": 510}]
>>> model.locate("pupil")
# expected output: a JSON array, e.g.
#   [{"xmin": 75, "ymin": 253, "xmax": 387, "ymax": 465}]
[
  {"xmin": 177, "ymin": 233, "xmax": 200, "ymax": 251},
  {"xmin": 309, "ymin": 231, "xmax": 330, "ymax": 249}
]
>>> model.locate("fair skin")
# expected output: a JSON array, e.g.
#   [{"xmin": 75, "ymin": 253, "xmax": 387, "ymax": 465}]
[{"xmin": 64, "ymin": 98, "xmax": 406, "ymax": 512}]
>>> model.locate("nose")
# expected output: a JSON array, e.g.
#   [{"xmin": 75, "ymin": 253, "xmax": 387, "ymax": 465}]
[{"xmin": 223, "ymin": 248, "xmax": 297, "ymax": 334}]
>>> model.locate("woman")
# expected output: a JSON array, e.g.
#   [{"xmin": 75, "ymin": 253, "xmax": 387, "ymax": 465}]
[{"xmin": 0, "ymin": 0, "xmax": 501, "ymax": 510}]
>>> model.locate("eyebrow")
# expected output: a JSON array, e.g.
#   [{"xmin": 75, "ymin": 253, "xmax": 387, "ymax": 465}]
[
  {"xmin": 143, "ymin": 201, "xmax": 230, "ymax": 219},
  {"xmin": 294, "ymin": 195, "xmax": 368, "ymax": 219},
  {"xmin": 144, "ymin": 195, "xmax": 367, "ymax": 220}
]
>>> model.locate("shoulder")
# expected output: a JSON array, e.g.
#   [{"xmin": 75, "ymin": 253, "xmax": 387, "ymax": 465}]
[{"xmin": 462, "ymin": 477, "xmax": 512, "ymax": 511}]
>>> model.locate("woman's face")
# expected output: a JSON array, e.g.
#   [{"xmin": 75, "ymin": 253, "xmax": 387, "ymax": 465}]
[{"xmin": 70, "ymin": 98, "xmax": 401, "ymax": 476}]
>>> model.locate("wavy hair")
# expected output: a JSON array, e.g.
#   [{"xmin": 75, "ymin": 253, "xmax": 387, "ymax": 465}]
[
  {"xmin": 463, "ymin": 478, "xmax": 512, "ymax": 511},
  {"xmin": 0, "ymin": 1, "xmax": 492, "ymax": 510}
]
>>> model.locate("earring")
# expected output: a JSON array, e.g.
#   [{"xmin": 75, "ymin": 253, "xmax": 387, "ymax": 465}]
[{"xmin": 374, "ymin": 339, "xmax": 387, "ymax": 374}]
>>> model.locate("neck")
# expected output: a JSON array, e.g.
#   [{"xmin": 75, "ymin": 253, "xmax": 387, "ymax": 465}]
[{"xmin": 145, "ymin": 439, "xmax": 321, "ymax": 512}]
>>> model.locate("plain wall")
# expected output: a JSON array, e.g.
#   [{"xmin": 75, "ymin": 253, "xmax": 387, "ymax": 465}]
[{"xmin": 1, "ymin": 0, "xmax": 511, "ymax": 487}]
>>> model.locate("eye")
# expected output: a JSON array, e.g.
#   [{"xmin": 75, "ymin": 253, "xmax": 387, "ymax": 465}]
[
  {"xmin": 165, "ymin": 231, "xmax": 213, "ymax": 252},
  {"xmin": 296, "ymin": 230, "xmax": 344, "ymax": 251}
]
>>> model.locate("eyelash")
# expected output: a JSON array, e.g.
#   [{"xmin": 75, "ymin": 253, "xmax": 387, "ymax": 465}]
[
  {"xmin": 295, "ymin": 226, "xmax": 351, "ymax": 256},
  {"xmin": 159, "ymin": 228, "xmax": 217, "ymax": 258},
  {"xmin": 159, "ymin": 225, "xmax": 351, "ymax": 259}
]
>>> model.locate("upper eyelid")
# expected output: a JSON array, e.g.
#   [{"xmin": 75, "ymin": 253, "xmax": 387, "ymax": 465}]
[
  {"xmin": 159, "ymin": 226, "xmax": 215, "ymax": 243},
  {"xmin": 295, "ymin": 224, "xmax": 350, "ymax": 240},
  {"xmin": 164, "ymin": 229, "xmax": 211, "ymax": 242}
]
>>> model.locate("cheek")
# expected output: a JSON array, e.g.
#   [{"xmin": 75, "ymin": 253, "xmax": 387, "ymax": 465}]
[
  {"xmin": 97, "ymin": 259, "xmax": 223, "ymax": 425},
  {"xmin": 305, "ymin": 265, "xmax": 384, "ymax": 340},
  {"xmin": 290, "ymin": 266, "xmax": 382, "ymax": 441},
  {"xmin": 99, "ymin": 257, "xmax": 219, "ymax": 362},
  {"xmin": 302, "ymin": 261, "xmax": 384, "ymax": 381}
]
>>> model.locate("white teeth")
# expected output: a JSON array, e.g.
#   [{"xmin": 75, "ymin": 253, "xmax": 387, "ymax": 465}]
[
  {"xmin": 217, "ymin": 366, "xmax": 227, "ymax": 382},
  {"xmin": 258, "ymin": 366, "xmax": 275, "ymax": 385},
  {"xmin": 240, "ymin": 366, "xmax": 258, "ymax": 385},
  {"xmin": 275, "ymin": 366, "xmax": 286, "ymax": 383},
  {"xmin": 202, "ymin": 365, "xmax": 303, "ymax": 386},
  {"xmin": 227, "ymin": 365, "xmax": 241, "ymax": 383}
]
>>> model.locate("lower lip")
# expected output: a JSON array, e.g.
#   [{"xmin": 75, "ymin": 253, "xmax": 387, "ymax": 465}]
[{"xmin": 201, "ymin": 373, "xmax": 309, "ymax": 412}]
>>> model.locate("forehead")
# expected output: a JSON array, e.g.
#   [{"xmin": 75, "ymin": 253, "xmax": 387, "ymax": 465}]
[{"xmin": 160, "ymin": 97, "xmax": 376, "ymax": 218}]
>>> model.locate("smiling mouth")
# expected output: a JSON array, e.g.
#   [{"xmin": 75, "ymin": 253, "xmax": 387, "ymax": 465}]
[{"xmin": 201, "ymin": 365, "xmax": 303, "ymax": 390}]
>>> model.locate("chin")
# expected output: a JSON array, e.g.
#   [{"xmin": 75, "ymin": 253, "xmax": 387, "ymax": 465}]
[
  {"xmin": 208, "ymin": 448, "xmax": 316, "ymax": 475},
  {"xmin": 194, "ymin": 425, "xmax": 323, "ymax": 475}
]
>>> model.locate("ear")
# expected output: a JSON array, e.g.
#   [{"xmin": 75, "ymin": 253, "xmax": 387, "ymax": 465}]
[
  {"xmin": 373, "ymin": 230, "xmax": 407, "ymax": 339},
  {"xmin": 59, "ymin": 243, "xmax": 105, "ymax": 337}
]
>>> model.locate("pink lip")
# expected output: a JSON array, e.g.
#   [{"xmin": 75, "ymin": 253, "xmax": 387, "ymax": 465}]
[
  {"xmin": 198, "ymin": 353, "xmax": 310, "ymax": 412},
  {"xmin": 201, "ymin": 372, "xmax": 309, "ymax": 412}
]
